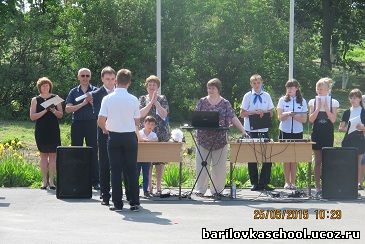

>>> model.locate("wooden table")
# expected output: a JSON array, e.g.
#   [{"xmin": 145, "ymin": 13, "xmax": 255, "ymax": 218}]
[
  {"xmin": 229, "ymin": 142, "xmax": 314, "ymax": 197},
  {"xmin": 137, "ymin": 142, "xmax": 183, "ymax": 198}
]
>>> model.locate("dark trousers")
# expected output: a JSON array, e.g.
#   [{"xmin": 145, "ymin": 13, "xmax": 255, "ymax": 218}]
[
  {"xmin": 247, "ymin": 132, "xmax": 272, "ymax": 187},
  {"xmin": 98, "ymin": 128, "xmax": 110, "ymax": 200},
  {"xmin": 137, "ymin": 162, "xmax": 151, "ymax": 193},
  {"xmin": 98, "ymin": 128, "xmax": 129, "ymax": 201},
  {"xmin": 108, "ymin": 132, "xmax": 139, "ymax": 208},
  {"xmin": 71, "ymin": 120, "xmax": 99, "ymax": 185}
]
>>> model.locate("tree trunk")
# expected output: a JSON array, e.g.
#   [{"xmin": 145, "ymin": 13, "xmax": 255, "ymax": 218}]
[
  {"xmin": 320, "ymin": 0, "xmax": 334, "ymax": 71},
  {"xmin": 341, "ymin": 69, "xmax": 349, "ymax": 89}
]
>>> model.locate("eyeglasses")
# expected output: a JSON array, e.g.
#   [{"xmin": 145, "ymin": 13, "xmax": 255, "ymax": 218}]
[{"xmin": 80, "ymin": 74, "xmax": 90, "ymax": 78}]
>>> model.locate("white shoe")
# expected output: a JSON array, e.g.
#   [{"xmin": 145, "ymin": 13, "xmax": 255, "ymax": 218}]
[
  {"xmin": 290, "ymin": 184, "xmax": 297, "ymax": 190},
  {"xmin": 284, "ymin": 183, "xmax": 291, "ymax": 189}
]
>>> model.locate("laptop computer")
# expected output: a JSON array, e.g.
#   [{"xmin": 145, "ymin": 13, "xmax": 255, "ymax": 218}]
[
  {"xmin": 249, "ymin": 112, "xmax": 272, "ymax": 130},
  {"xmin": 191, "ymin": 111, "xmax": 220, "ymax": 128}
]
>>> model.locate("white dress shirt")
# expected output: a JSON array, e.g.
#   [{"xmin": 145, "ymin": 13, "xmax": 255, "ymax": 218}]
[
  {"xmin": 277, "ymin": 96, "xmax": 308, "ymax": 133},
  {"xmin": 240, "ymin": 89, "xmax": 274, "ymax": 132},
  {"xmin": 139, "ymin": 129, "xmax": 158, "ymax": 141},
  {"xmin": 99, "ymin": 88, "xmax": 140, "ymax": 133}
]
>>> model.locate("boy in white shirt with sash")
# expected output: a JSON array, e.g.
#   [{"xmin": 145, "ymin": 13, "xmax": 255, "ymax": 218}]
[{"xmin": 240, "ymin": 74, "xmax": 274, "ymax": 191}]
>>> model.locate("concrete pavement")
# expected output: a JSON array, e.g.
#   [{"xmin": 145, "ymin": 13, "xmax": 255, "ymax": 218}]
[{"xmin": 0, "ymin": 188, "xmax": 364, "ymax": 244}]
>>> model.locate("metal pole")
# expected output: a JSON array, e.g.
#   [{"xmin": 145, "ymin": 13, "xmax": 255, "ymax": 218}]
[
  {"xmin": 289, "ymin": 0, "xmax": 294, "ymax": 80},
  {"xmin": 157, "ymin": 0, "xmax": 162, "ymax": 93}
]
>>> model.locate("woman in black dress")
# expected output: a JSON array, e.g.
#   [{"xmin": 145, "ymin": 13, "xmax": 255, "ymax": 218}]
[{"xmin": 30, "ymin": 77, "xmax": 63, "ymax": 190}]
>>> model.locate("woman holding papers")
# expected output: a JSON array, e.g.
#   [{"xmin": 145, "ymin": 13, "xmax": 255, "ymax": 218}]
[
  {"xmin": 277, "ymin": 79, "xmax": 308, "ymax": 190},
  {"xmin": 30, "ymin": 77, "xmax": 63, "ymax": 190},
  {"xmin": 339, "ymin": 89, "xmax": 365, "ymax": 190},
  {"xmin": 308, "ymin": 77, "xmax": 339, "ymax": 195},
  {"xmin": 139, "ymin": 75, "xmax": 169, "ymax": 196}
]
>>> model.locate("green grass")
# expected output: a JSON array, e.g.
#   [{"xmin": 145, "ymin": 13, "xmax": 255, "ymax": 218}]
[
  {"xmin": 347, "ymin": 41, "xmax": 365, "ymax": 63},
  {"xmin": 0, "ymin": 120, "xmax": 71, "ymax": 148}
]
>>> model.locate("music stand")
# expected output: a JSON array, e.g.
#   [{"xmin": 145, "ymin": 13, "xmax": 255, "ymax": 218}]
[{"xmin": 181, "ymin": 126, "xmax": 229, "ymax": 199}]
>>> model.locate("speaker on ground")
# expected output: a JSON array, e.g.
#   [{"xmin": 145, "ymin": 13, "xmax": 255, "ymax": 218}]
[
  {"xmin": 56, "ymin": 146, "xmax": 92, "ymax": 199},
  {"xmin": 322, "ymin": 147, "xmax": 358, "ymax": 200}
]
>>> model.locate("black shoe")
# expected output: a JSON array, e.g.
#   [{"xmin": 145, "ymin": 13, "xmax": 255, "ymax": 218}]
[
  {"xmin": 93, "ymin": 183, "xmax": 100, "ymax": 190},
  {"xmin": 251, "ymin": 184, "xmax": 260, "ymax": 191},
  {"xmin": 40, "ymin": 186, "xmax": 47, "ymax": 190},
  {"xmin": 109, "ymin": 205, "xmax": 122, "ymax": 212},
  {"xmin": 49, "ymin": 186, "xmax": 56, "ymax": 190},
  {"xmin": 130, "ymin": 205, "xmax": 140, "ymax": 212},
  {"xmin": 262, "ymin": 185, "xmax": 274, "ymax": 191},
  {"xmin": 101, "ymin": 199, "xmax": 110, "ymax": 206}
]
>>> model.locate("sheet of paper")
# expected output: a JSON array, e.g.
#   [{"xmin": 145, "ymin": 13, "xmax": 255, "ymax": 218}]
[
  {"xmin": 40, "ymin": 95, "xmax": 64, "ymax": 109},
  {"xmin": 348, "ymin": 115, "xmax": 361, "ymax": 134},
  {"xmin": 316, "ymin": 95, "xmax": 330, "ymax": 111}
]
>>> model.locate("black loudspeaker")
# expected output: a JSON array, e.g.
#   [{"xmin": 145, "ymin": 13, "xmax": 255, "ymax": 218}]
[
  {"xmin": 56, "ymin": 146, "xmax": 92, "ymax": 199},
  {"xmin": 322, "ymin": 147, "xmax": 358, "ymax": 200}
]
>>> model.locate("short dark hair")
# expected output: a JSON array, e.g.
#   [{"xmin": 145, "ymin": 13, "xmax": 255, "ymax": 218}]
[
  {"xmin": 349, "ymin": 88, "xmax": 363, "ymax": 108},
  {"xmin": 207, "ymin": 78, "xmax": 222, "ymax": 94},
  {"xmin": 145, "ymin": 75, "xmax": 161, "ymax": 88},
  {"xmin": 144, "ymin": 115, "xmax": 157, "ymax": 124},
  {"xmin": 116, "ymin": 69, "xmax": 132, "ymax": 85},
  {"xmin": 101, "ymin": 66, "xmax": 116, "ymax": 78}
]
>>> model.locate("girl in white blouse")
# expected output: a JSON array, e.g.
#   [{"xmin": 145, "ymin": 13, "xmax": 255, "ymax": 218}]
[{"xmin": 277, "ymin": 79, "xmax": 307, "ymax": 190}]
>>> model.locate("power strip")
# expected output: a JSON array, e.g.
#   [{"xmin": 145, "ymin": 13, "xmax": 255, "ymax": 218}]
[{"xmin": 237, "ymin": 138, "xmax": 271, "ymax": 143}]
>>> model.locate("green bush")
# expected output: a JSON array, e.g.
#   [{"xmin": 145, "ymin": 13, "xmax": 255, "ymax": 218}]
[
  {"xmin": 226, "ymin": 165, "xmax": 250, "ymax": 188},
  {"xmin": 296, "ymin": 163, "xmax": 314, "ymax": 188},
  {"xmin": 0, "ymin": 156, "xmax": 41, "ymax": 187},
  {"xmin": 269, "ymin": 163, "xmax": 285, "ymax": 187},
  {"xmin": 163, "ymin": 164, "xmax": 191, "ymax": 187}
]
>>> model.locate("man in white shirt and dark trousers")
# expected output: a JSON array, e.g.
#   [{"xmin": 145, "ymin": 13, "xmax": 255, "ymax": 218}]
[
  {"xmin": 240, "ymin": 74, "xmax": 274, "ymax": 191},
  {"xmin": 98, "ymin": 69, "xmax": 141, "ymax": 212}
]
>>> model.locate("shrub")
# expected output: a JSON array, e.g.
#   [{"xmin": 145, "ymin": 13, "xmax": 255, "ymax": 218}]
[
  {"xmin": 296, "ymin": 163, "xmax": 314, "ymax": 188},
  {"xmin": 0, "ymin": 155, "xmax": 41, "ymax": 187},
  {"xmin": 226, "ymin": 165, "xmax": 250, "ymax": 188},
  {"xmin": 163, "ymin": 164, "xmax": 191, "ymax": 187},
  {"xmin": 269, "ymin": 163, "xmax": 285, "ymax": 187}
]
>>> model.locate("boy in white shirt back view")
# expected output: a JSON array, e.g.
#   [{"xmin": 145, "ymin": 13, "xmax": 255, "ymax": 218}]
[{"xmin": 138, "ymin": 116, "xmax": 158, "ymax": 197}]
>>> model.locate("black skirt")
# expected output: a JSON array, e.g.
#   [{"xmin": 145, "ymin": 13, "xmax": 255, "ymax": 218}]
[{"xmin": 342, "ymin": 131, "xmax": 365, "ymax": 155}]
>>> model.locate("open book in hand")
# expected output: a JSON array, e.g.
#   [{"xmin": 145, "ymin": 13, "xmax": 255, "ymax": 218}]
[
  {"xmin": 348, "ymin": 115, "xmax": 362, "ymax": 134},
  {"xmin": 40, "ymin": 95, "xmax": 64, "ymax": 109}
]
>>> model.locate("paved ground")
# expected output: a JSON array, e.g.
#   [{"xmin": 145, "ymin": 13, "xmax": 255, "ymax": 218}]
[{"xmin": 0, "ymin": 188, "xmax": 364, "ymax": 244}]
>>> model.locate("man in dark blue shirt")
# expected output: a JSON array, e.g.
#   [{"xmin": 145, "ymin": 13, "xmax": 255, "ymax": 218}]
[{"xmin": 65, "ymin": 68, "xmax": 100, "ymax": 190}]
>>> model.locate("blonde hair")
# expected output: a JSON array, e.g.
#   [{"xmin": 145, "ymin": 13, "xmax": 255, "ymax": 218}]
[
  {"xmin": 316, "ymin": 77, "xmax": 333, "ymax": 91},
  {"xmin": 250, "ymin": 74, "xmax": 263, "ymax": 83},
  {"xmin": 36, "ymin": 77, "xmax": 53, "ymax": 93},
  {"xmin": 145, "ymin": 75, "xmax": 161, "ymax": 88}
]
